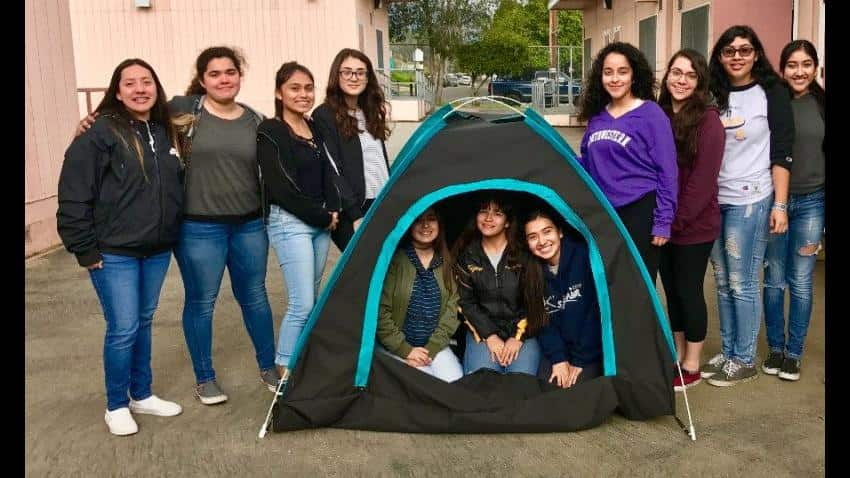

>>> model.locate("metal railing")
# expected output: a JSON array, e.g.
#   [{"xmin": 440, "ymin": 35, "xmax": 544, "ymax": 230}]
[
  {"xmin": 376, "ymin": 68, "xmax": 435, "ymax": 113},
  {"xmin": 78, "ymin": 87, "xmax": 107, "ymax": 114}
]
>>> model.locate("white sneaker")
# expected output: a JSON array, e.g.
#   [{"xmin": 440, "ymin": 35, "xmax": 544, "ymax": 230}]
[
  {"xmin": 129, "ymin": 395, "xmax": 183, "ymax": 417},
  {"xmin": 105, "ymin": 408, "xmax": 138, "ymax": 436}
]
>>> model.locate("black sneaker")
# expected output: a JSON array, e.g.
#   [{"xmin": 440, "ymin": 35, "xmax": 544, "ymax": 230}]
[
  {"xmin": 762, "ymin": 351, "xmax": 784, "ymax": 375},
  {"xmin": 260, "ymin": 367, "xmax": 281, "ymax": 392},
  {"xmin": 778, "ymin": 357, "xmax": 801, "ymax": 381},
  {"xmin": 706, "ymin": 359, "xmax": 759, "ymax": 387}
]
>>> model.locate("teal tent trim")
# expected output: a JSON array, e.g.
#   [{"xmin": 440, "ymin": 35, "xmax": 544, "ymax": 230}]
[
  {"xmin": 355, "ymin": 179, "xmax": 616, "ymax": 387},
  {"xmin": 284, "ymin": 111, "xmax": 449, "ymax": 374},
  {"xmin": 523, "ymin": 108, "xmax": 677, "ymax": 359}
]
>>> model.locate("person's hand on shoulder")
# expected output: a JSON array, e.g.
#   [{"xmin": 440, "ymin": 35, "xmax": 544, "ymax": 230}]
[{"xmin": 74, "ymin": 112, "xmax": 99, "ymax": 138}]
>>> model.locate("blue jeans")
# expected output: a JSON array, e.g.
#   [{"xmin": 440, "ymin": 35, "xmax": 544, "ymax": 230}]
[
  {"xmin": 463, "ymin": 331, "xmax": 541, "ymax": 376},
  {"xmin": 763, "ymin": 188, "xmax": 825, "ymax": 360},
  {"xmin": 174, "ymin": 218, "xmax": 276, "ymax": 384},
  {"xmin": 266, "ymin": 205, "xmax": 331, "ymax": 367},
  {"xmin": 709, "ymin": 194, "xmax": 772, "ymax": 367},
  {"xmin": 89, "ymin": 251, "xmax": 171, "ymax": 411}
]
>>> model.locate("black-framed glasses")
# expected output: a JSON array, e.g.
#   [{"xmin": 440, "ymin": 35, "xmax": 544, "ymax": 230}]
[
  {"xmin": 340, "ymin": 69, "xmax": 368, "ymax": 80},
  {"xmin": 721, "ymin": 45, "xmax": 755, "ymax": 59},
  {"xmin": 669, "ymin": 68, "xmax": 698, "ymax": 82}
]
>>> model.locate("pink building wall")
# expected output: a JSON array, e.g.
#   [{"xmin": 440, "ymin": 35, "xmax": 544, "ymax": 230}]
[
  {"xmin": 713, "ymin": 0, "xmax": 792, "ymax": 68},
  {"xmin": 570, "ymin": 0, "xmax": 822, "ymax": 80},
  {"xmin": 25, "ymin": 0, "xmax": 80, "ymax": 258},
  {"xmin": 24, "ymin": 0, "xmax": 391, "ymax": 257},
  {"xmin": 68, "ymin": 0, "xmax": 390, "ymax": 118}
]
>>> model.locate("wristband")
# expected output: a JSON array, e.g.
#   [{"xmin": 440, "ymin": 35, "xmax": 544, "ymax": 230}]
[{"xmin": 772, "ymin": 202, "xmax": 787, "ymax": 212}]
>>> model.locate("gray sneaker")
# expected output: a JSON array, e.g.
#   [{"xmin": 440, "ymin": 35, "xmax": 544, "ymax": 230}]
[
  {"xmin": 700, "ymin": 353, "xmax": 727, "ymax": 379},
  {"xmin": 260, "ymin": 368, "xmax": 281, "ymax": 392},
  {"xmin": 706, "ymin": 359, "xmax": 759, "ymax": 387},
  {"xmin": 194, "ymin": 380, "xmax": 228, "ymax": 405}
]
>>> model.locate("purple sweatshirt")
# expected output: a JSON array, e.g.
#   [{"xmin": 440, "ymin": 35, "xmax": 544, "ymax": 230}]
[{"xmin": 579, "ymin": 101, "xmax": 678, "ymax": 238}]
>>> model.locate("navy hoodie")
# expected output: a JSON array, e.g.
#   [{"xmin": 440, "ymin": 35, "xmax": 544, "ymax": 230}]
[{"xmin": 538, "ymin": 236, "xmax": 602, "ymax": 368}]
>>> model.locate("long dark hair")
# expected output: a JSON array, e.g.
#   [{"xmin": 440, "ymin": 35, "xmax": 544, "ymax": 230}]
[
  {"xmin": 709, "ymin": 25, "xmax": 779, "ymax": 112},
  {"xmin": 401, "ymin": 207, "xmax": 454, "ymax": 293},
  {"xmin": 578, "ymin": 42, "xmax": 657, "ymax": 122},
  {"xmin": 450, "ymin": 192, "xmax": 546, "ymax": 335},
  {"xmin": 95, "ymin": 58, "xmax": 181, "ymax": 176},
  {"xmin": 273, "ymin": 61, "xmax": 315, "ymax": 120},
  {"xmin": 521, "ymin": 207, "xmax": 573, "ymax": 334},
  {"xmin": 324, "ymin": 48, "xmax": 390, "ymax": 141},
  {"xmin": 185, "ymin": 46, "xmax": 246, "ymax": 96},
  {"xmin": 779, "ymin": 39, "xmax": 825, "ymax": 111},
  {"xmin": 658, "ymin": 49, "xmax": 711, "ymax": 167}
]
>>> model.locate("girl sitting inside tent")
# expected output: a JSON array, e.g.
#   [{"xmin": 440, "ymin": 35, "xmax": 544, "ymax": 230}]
[
  {"xmin": 452, "ymin": 193, "xmax": 547, "ymax": 376},
  {"xmin": 523, "ymin": 209, "xmax": 603, "ymax": 388},
  {"xmin": 376, "ymin": 207, "xmax": 463, "ymax": 382}
]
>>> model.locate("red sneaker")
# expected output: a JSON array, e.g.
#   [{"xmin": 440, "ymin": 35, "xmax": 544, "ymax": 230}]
[{"xmin": 673, "ymin": 369, "xmax": 702, "ymax": 392}]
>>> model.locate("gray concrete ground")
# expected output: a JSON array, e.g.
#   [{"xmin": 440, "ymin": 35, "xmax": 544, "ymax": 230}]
[{"xmin": 25, "ymin": 124, "xmax": 825, "ymax": 477}]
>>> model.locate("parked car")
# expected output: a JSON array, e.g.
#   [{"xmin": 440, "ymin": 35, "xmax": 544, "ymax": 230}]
[
  {"xmin": 533, "ymin": 70, "xmax": 582, "ymax": 102},
  {"xmin": 488, "ymin": 71, "xmax": 556, "ymax": 107},
  {"xmin": 443, "ymin": 73, "xmax": 459, "ymax": 87},
  {"xmin": 458, "ymin": 74, "xmax": 472, "ymax": 86}
]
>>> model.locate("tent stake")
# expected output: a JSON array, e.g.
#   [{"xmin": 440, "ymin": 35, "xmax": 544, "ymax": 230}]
[
  {"xmin": 258, "ymin": 368, "xmax": 291, "ymax": 439},
  {"xmin": 674, "ymin": 363, "xmax": 698, "ymax": 440}
]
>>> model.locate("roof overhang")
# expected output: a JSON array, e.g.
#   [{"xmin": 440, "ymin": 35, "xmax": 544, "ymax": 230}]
[
  {"xmin": 549, "ymin": 0, "xmax": 659, "ymax": 9},
  {"xmin": 548, "ymin": 0, "xmax": 597, "ymax": 10}
]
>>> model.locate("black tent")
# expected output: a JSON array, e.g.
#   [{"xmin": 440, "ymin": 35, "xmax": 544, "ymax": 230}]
[{"xmin": 268, "ymin": 104, "xmax": 678, "ymax": 434}]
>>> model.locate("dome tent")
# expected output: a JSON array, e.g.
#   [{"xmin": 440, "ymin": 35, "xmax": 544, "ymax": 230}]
[{"xmin": 263, "ymin": 102, "xmax": 680, "ymax": 435}]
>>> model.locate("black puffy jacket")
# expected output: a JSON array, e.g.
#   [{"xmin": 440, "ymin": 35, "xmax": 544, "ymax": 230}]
[
  {"xmin": 455, "ymin": 240, "xmax": 530, "ymax": 342},
  {"xmin": 57, "ymin": 115, "xmax": 185, "ymax": 266}
]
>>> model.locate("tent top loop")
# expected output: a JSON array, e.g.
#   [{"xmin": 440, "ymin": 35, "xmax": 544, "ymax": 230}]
[{"xmin": 443, "ymin": 96, "xmax": 527, "ymax": 119}]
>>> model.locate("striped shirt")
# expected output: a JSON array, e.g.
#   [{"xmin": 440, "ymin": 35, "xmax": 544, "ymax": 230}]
[
  {"xmin": 352, "ymin": 109, "xmax": 389, "ymax": 200},
  {"xmin": 401, "ymin": 245, "xmax": 443, "ymax": 347}
]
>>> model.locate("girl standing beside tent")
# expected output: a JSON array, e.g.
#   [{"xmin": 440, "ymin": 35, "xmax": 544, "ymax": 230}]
[
  {"xmin": 761, "ymin": 39, "xmax": 825, "ymax": 382},
  {"xmin": 257, "ymin": 62, "xmax": 346, "ymax": 379},
  {"xmin": 656, "ymin": 49, "xmax": 725, "ymax": 391},
  {"xmin": 523, "ymin": 210, "xmax": 603, "ymax": 388},
  {"xmin": 577, "ymin": 42, "xmax": 678, "ymax": 280},
  {"xmin": 452, "ymin": 194, "xmax": 547, "ymax": 376},
  {"xmin": 58, "ymin": 59, "xmax": 185, "ymax": 435},
  {"xmin": 170, "ymin": 47, "xmax": 280, "ymax": 405},
  {"xmin": 76, "ymin": 46, "xmax": 281, "ymax": 406},
  {"xmin": 313, "ymin": 48, "xmax": 392, "ymax": 252},
  {"xmin": 376, "ymin": 207, "xmax": 463, "ymax": 382},
  {"xmin": 702, "ymin": 26, "xmax": 793, "ymax": 387}
]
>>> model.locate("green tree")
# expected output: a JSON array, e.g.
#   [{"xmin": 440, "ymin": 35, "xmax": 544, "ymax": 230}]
[
  {"xmin": 457, "ymin": 28, "xmax": 529, "ymax": 95},
  {"xmin": 458, "ymin": 0, "xmax": 583, "ymax": 84},
  {"xmin": 388, "ymin": 0, "xmax": 497, "ymax": 103}
]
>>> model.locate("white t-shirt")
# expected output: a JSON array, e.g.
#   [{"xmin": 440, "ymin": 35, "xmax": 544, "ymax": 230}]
[
  {"xmin": 352, "ymin": 109, "xmax": 389, "ymax": 200},
  {"xmin": 718, "ymin": 83, "xmax": 774, "ymax": 205}
]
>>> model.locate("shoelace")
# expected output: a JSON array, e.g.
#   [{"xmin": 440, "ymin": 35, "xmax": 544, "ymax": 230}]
[
  {"xmin": 722, "ymin": 360, "xmax": 741, "ymax": 376},
  {"xmin": 707, "ymin": 353, "xmax": 724, "ymax": 365}
]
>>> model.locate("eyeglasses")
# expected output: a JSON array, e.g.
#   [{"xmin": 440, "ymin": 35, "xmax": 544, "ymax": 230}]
[
  {"xmin": 340, "ymin": 69, "xmax": 368, "ymax": 80},
  {"xmin": 721, "ymin": 45, "xmax": 755, "ymax": 59},
  {"xmin": 669, "ymin": 68, "xmax": 698, "ymax": 83}
]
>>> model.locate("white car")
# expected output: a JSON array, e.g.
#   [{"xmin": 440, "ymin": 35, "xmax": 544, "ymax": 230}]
[{"xmin": 458, "ymin": 74, "xmax": 472, "ymax": 86}]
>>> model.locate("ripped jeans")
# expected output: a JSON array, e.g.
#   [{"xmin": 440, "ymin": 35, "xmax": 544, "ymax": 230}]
[
  {"xmin": 763, "ymin": 188, "xmax": 825, "ymax": 360},
  {"xmin": 709, "ymin": 194, "xmax": 772, "ymax": 367}
]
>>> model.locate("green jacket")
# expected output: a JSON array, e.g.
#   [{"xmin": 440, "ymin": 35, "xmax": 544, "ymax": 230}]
[{"xmin": 377, "ymin": 249, "xmax": 460, "ymax": 359}]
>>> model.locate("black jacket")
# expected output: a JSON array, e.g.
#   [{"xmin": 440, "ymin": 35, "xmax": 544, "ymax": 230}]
[
  {"xmin": 311, "ymin": 102, "xmax": 389, "ymax": 221},
  {"xmin": 57, "ymin": 115, "xmax": 185, "ymax": 267},
  {"xmin": 256, "ymin": 118, "xmax": 343, "ymax": 229},
  {"xmin": 455, "ymin": 241, "xmax": 529, "ymax": 342}
]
